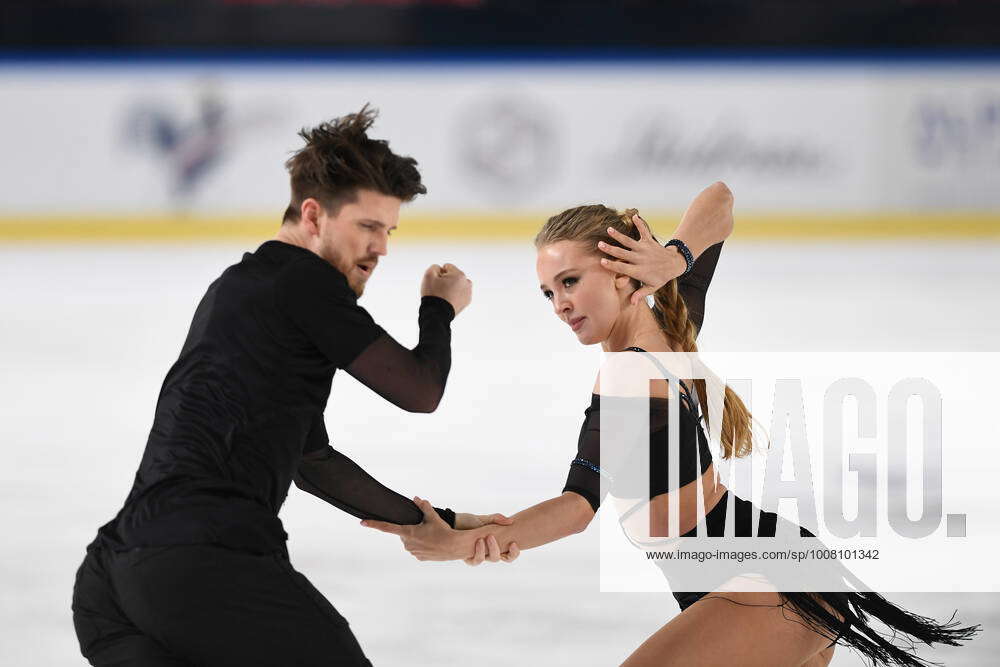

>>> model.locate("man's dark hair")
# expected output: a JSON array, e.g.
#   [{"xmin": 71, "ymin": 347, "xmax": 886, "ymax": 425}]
[{"xmin": 282, "ymin": 104, "xmax": 426, "ymax": 224}]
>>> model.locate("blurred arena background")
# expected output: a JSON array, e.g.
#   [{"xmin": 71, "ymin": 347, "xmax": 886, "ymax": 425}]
[{"xmin": 2, "ymin": 1, "xmax": 998, "ymax": 665}]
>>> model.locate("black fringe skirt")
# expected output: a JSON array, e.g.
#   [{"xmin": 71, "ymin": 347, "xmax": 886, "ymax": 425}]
[{"xmin": 654, "ymin": 491, "xmax": 980, "ymax": 667}]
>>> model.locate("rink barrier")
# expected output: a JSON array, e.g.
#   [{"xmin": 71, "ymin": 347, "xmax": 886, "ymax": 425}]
[{"xmin": 1, "ymin": 212, "xmax": 998, "ymax": 241}]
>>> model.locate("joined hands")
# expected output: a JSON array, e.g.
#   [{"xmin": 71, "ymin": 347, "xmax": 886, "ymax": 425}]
[{"xmin": 362, "ymin": 496, "xmax": 520, "ymax": 566}]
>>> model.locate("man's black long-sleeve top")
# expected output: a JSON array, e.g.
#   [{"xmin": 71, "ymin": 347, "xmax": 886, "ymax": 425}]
[{"xmin": 93, "ymin": 240, "xmax": 455, "ymax": 554}]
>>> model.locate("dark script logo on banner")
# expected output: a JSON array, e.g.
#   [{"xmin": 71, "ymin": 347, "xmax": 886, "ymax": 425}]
[{"xmin": 605, "ymin": 112, "xmax": 832, "ymax": 177}]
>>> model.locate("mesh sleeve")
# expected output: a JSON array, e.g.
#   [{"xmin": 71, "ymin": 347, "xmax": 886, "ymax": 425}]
[
  {"xmin": 562, "ymin": 397, "xmax": 665, "ymax": 513},
  {"xmin": 344, "ymin": 296, "xmax": 454, "ymax": 413},
  {"xmin": 561, "ymin": 396, "xmax": 708, "ymax": 513},
  {"xmin": 294, "ymin": 445, "xmax": 456, "ymax": 528},
  {"xmin": 677, "ymin": 240, "xmax": 723, "ymax": 336},
  {"xmin": 561, "ymin": 401, "xmax": 604, "ymax": 513}
]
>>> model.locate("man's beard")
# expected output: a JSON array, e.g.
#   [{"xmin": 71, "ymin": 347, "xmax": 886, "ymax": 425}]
[
  {"xmin": 319, "ymin": 245, "xmax": 366, "ymax": 297},
  {"xmin": 348, "ymin": 275, "xmax": 366, "ymax": 297}
]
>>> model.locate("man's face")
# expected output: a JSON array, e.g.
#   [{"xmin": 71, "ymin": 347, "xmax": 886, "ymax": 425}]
[{"xmin": 312, "ymin": 189, "xmax": 401, "ymax": 297}]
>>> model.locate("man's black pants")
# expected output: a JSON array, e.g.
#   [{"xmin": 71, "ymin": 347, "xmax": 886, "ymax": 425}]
[{"xmin": 72, "ymin": 543, "xmax": 373, "ymax": 666}]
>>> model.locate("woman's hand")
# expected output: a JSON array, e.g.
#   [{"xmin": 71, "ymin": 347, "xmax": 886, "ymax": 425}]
[
  {"xmin": 454, "ymin": 511, "xmax": 513, "ymax": 530},
  {"xmin": 599, "ymin": 181, "xmax": 734, "ymax": 306},
  {"xmin": 598, "ymin": 214, "xmax": 689, "ymax": 306},
  {"xmin": 463, "ymin": 535, "xmax": 521, "ymax": 566},
  {"xmin": 454, "ymin": 509, "xmax": 521, "ymax": 565}
]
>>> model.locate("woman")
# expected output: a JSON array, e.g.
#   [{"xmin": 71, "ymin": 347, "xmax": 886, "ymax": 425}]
[{"xmin": 365, "ymin": 183, "xmax": 978, "ymax": 666}]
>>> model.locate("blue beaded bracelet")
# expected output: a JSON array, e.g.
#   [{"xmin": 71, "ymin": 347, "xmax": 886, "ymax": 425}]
[{"xmin": 665, "ymin": 238, "xmax": 694, "ymax": 276}]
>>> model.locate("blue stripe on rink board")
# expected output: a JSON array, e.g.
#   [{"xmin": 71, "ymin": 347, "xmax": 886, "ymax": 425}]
[{"xmin": 1, "ymin": 47, "xmax": 1000, "ymax": 68}]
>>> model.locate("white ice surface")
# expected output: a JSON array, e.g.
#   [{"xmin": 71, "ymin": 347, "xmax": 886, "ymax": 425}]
[{"xmin": 1, "ymin": 239, "xmax": 998, "ymax": 666}]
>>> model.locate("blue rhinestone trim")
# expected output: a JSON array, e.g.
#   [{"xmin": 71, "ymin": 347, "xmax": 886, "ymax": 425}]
[{"xmin": 571, "ymin": 457, "xmax": 613, "ymax": 482}]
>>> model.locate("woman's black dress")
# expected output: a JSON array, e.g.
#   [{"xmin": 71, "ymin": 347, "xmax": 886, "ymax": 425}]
[{"xmin": 561, "ymin": 242, "xmax": 979, "ymax": 667}]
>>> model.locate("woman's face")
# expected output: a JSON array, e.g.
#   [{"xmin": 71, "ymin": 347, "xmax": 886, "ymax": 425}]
[{"xmin": 536, "ymin": 240, "xmax": 628, "ymax": 345}]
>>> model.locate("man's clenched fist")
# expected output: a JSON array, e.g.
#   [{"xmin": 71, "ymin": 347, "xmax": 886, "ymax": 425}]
[{"xmin": 421, "ymin": 263, "xmax": 472, "ymax": 316}]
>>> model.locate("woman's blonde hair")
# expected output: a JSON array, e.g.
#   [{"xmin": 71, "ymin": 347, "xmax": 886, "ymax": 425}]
[{"xmin": 535, "ymin": 204, "xmax": 753, "ymax": 458}]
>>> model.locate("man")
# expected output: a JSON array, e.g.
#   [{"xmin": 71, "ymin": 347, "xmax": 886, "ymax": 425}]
[{"xmin": 71, "ymin": 106, "xmax": 499, "ymax": 666}]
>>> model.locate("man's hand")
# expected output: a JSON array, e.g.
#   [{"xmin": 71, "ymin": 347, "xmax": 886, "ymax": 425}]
[
  {"xmin": 598, "ymin": 213, "xmax": 688, "ymax": 306},
  {"xmin": 421, "ymin": 263, "xmax": 473, "ymax": 316},
  {"xmin": 362, "ymin": 497, "xmax": 459, "ymax": 561}
]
